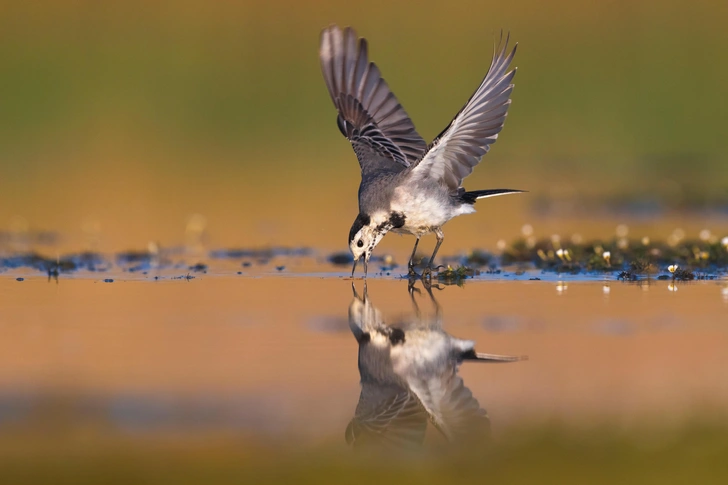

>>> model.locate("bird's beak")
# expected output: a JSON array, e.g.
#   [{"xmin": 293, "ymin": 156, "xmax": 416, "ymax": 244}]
[
  {"xmin": 351, "ymin": 256, "xmax": 361, "ymax": 277},
  {"xmin": 351, "ymin": 282, "xmax": 360, "ymax": 299},
  {"xmin": 351, "ymin": 281, "xmax": 368, "ymax": 302},
  {"xmin": 351, "ymin": 254, "xmax": 370, "ymax": 278}
]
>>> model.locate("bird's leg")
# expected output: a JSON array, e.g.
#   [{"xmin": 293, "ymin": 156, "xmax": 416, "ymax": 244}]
[
  {"xmin": 407, "ymin": 237, "xmax": 421, "ymax": 277},
  {"xmin": 422, "ymin": 228, "xmax": 444, "ymax": 279},
  {"xmin": 422, "ymin": 280, "xmax": 443, "ymax": 320},
  {"xmin": 407, "ymin": 272, "xmax": 419, "ymax": 293},
  {"xmin": 408, "ymin": 280, "xmax": 422, "ymax": 317}
]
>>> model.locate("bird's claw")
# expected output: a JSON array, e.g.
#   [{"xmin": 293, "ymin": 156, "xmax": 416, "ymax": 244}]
[
  {"xmin": 422, "ymin": 266, "xmax": 432, "ymax": 280},
  {"xmin": 422, "ymin": 279, "xmax": 443, "ymax": 291}
]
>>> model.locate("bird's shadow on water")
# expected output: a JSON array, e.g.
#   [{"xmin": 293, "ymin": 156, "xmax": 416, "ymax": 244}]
[{"xmin": 343, "ymin": 279, "xmax": 525, "ymax": 453}]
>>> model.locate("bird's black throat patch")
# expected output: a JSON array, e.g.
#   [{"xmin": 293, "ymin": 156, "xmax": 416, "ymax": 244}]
[
  {"xmin": 374, "ymin": 212, "xmax": 406, "ymax": 233},
  {"xmin": 349, "ymin": 213, "xmax": 371, "ymax": 242},
  {"xmin": 356, "ymin": 332, "xmax": 371, "ymax": 345},
  {"xmin": 388, "ymin": 211, "xmax": 406, "ymax": 229},
  {"xmin": 388, "ymin": 327, "xmax": 405, "ymax": 345}
]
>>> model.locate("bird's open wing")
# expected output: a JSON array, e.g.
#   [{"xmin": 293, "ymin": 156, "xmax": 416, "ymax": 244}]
[
  {"xmin": 407, "ymin": 33, "xmax": 517, "ymax": 191},
  {"xmin": 320, "ymin": 25, "xmax": 427, "ymax": 176},
  {"xmin": 409, "ymin": 372, "xmax": 490, "ymax": 445},
  {"xmin": 433, "ymin": 373, "xmax": 491, "ymax": 443},
  {"xmin": 345, "ymin": 383, "xmax": 428, "ymax": 450}
]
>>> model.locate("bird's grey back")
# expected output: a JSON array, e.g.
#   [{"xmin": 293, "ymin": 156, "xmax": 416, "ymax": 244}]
[{"xmin": 358, "ymin": 170, "xmax": 403, "ymax": 215}]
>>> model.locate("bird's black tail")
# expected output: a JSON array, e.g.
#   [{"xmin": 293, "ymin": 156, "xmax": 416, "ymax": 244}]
[
  {"xmin": 460, "ymin": 189, "xmax": 526, "ymax": 204},
  {"xmin": 461, "ymin": 349, "xmax": 526, "ymax": 362}
]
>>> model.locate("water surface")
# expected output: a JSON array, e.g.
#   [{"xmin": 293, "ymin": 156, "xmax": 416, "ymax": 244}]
[{"xmin": 2, "ymin": 274, "xmax": 727, "ymax": 441}]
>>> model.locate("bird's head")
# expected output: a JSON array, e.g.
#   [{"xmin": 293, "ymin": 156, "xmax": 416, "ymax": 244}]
[
  {"xmin": 348, "ymin": 282, "xmax": 388, "ymax": 345},
  {"xmin": 348, "ymin": 212, "xmax": 388, "ymax": 276}
]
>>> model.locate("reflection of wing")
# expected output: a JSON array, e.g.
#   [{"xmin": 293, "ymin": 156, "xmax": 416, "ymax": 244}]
[
  {"xmin": 320, "ymin": 25, "xmax": 427, "ymax": 176},
  {"xmin": 409, "ymin": 370, "xmax": 490, "ymax": 444},
  {"xmin": 345, "ymin": 383, "xmax": 428, "ymax": 449}
]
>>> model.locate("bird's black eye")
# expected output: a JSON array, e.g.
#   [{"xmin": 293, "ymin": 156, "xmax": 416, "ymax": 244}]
[{"xmin": 357, "ymin": 240, "xmax": 364, "ymax": 248}]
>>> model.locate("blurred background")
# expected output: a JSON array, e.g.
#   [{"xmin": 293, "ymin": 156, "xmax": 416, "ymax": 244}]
[
  {"xmin": 1, "ymin": 0, "xmax": 727, "ymax": 255},
  {"xmin": 2, "ymin": 3, "xmax": 728, "ymax": 482}
]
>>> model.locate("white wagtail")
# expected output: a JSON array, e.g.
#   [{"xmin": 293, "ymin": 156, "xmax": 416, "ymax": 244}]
[
  {"xmin": 345, "ymin": 283, "xmax": 523, "ymax": 449},
  {"xmin": 320, "ymin": 25, "xmax": 523, "ymax": 278}
]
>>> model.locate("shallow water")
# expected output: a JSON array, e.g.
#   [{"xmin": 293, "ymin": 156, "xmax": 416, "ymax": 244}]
[
  {"xmin": 2, "ymin": 269, "xmax": 727, "ymax": 447},
  {"xmin": 3, "ymin": 3, "xmax": 728, "ymax": 480}
]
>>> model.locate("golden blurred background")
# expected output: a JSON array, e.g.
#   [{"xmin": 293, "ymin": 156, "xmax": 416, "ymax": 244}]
[
  {"xmin": 1, "ymin": 0, "xmax": 727, "ymax": 255},
  {"xmin": 3, "ymin": 4, "xmax": 728, "ymax": 481}
]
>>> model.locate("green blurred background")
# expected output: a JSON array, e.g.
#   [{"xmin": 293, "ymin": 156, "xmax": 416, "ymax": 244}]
[
  {"xmin": 1, "ymin": 0, "xmax": 727, "ymax": 251},
  {"xmin": 2, "ymin": 3, "xmax": 728, "ymax": 480}
]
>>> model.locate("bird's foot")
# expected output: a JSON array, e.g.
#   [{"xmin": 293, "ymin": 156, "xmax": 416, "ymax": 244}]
[
  {"xmin": 421, "ymin": 266, "xmax": 432, "ymax": 280},
  {"xmin": 421, "ymin": 278, "xmax": 443, "ymax": 291},
  {"xmin": 407, "ymin": 278, "xmax": 421, "ymax": 294},
  {"xmin": 407, "ymin": 265, "xmax": 417, "ymax": 278}
]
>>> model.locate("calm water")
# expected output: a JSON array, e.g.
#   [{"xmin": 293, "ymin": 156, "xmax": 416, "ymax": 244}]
[{"xmin": 2, "ymin": 268, "xmax": 727, "ymax": 446}]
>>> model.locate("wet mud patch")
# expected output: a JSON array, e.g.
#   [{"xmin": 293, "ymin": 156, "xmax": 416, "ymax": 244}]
[{"xmin": 1, "ymin": 233, "xmax": 728, "ymax": 283}]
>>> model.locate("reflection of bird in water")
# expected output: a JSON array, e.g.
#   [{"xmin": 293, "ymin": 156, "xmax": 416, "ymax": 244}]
[{"xmin": 346, "ymin": 282, "xmax": 524, "ymax": 450}]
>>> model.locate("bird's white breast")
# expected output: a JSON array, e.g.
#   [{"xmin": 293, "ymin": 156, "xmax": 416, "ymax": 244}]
[
  {"xmin": 390, "ymin": 330, "xmax": 451, "ymax": 377},
  {"xmin": 390, "ymin": 186, "xmax": 474, "ymax": 236}
]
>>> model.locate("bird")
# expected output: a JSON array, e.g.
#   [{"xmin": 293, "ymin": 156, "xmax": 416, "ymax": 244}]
[
  {"xmin": 319, "ymin": 25, "xmax": 524, "ymax": 278},
  {"xmin": 345, "ymin": 283, "xmax": 524, "ymax": 450}
]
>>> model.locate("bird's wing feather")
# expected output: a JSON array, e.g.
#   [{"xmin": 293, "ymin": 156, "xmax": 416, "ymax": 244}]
[
  {"xmin": 345, "ymin": 384, "xmax": 428, "ymax": 449},
  {"xmin": 320, "ymin": 25, "xmax": 427, "ymax": 176},
  {"xmin": 408, "ymin": 33, "xmax": 517, "ymax": 191},
  {"xmin": 409, "ymin": 371, "xmax": 490, "ymax": 444}
]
